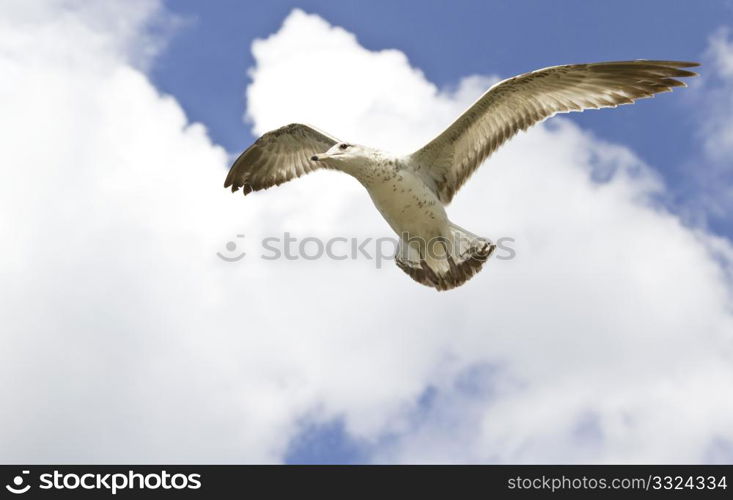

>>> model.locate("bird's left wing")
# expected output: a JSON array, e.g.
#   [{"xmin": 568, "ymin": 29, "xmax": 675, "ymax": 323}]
[
  {"xmin": 409, "ymin": 60, "xmax": 699, "ymax": 203},
  {"xmin": 225, "ymin": 123, "xmax": 339, "ymax": 194}
]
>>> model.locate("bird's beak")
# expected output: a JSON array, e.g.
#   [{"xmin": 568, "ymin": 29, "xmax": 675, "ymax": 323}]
[{"xmin": 311, "ymin": 151, "xmax": 338, "ymax": 162}]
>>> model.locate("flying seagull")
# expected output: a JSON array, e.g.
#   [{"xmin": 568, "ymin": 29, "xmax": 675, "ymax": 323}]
[{"xmin": 225, "ymin": 60, "xmax": 698, "ymax": 290}]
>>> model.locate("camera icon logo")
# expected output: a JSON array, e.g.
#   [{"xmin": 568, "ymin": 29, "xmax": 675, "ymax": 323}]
[{"xmin": 5, "ymin": 470, "xmax": 31, "ymax": 494}]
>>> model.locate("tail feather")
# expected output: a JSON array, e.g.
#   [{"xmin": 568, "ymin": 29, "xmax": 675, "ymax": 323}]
[{"xmin": 395, "ymin": 223, "xmax": 495, "ymax": 291}]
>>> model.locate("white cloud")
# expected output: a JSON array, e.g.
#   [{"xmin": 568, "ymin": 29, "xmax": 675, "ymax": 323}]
[
  {"xmin": 685, "ymin": 27, "xmax": 733, "ymax": 223},
  {"xmin": 704, "ymin": 29, "xmax": 733, "ymax": 160},
  {"xmin": 700, "ymin": 29, "xmax": 733, "ymax": 164},
  {"xmin": 1, "ymin": 4, "xmax": 732, "ymax": 464}
]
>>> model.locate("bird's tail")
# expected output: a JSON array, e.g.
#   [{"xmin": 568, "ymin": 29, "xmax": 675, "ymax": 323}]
[{"xmin": 395, "ymin": 223, "xmax": 495, "ymax": 291}]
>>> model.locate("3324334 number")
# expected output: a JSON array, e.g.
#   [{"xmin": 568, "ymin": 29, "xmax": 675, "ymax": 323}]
[{"xmin": 651, "ymin": 475, "xmax": 727, "ymax": 490}]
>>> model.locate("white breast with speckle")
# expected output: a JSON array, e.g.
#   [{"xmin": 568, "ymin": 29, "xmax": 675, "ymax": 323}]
[{"xmin": 360, "ymin": 159, "xmax": 449, "ymax": 239}]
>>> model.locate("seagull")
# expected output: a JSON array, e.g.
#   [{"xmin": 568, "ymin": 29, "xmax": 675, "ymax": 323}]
[{"xmin": 225, "ymin": 60, "xmax": 698, "ymax": 290}]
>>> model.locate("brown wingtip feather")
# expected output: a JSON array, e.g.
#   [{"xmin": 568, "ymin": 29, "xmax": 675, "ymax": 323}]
[
  {"xmin": 633, "ymin": 60, "xmax": 700, "ymax": 68},
  {"xmin": 664, "ymin": 61, "xmax": 700, "ymax": 68},
  {"xmin": 224, "ymin": 151, "xmax": 257, "ymax": 195},
  {"xmin": 644, "ymin": 60, "xmax": 700, "ymax": 78},
  {"xmin": 223, "ymin": 158, "xmax": 239, "ymax": 189}
]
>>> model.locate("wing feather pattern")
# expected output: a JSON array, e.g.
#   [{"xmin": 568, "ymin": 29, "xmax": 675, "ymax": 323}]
[
  {"xmin": 224, "ymin": 123, "xmax": 339, "ymax": 194},
  {"xmin": 410, "ymin": 60, "xmax": 699, "ymax": 203}
]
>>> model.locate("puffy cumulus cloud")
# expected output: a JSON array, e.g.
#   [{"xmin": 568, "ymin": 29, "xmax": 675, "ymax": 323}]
[
  {"xmin": 0, "ymin": 0, "xmax": 280, "ymax": 462},
  {"xmin": 1, "ymin": 3, "xmax": 732, "ymax": 464},
  {"xmin": 247, "ymin": 10, "xmax": 498, "ymax": 155},
  {"xmin": 0, "ymin": 0, "xmax": 170, "ymax": 71}
]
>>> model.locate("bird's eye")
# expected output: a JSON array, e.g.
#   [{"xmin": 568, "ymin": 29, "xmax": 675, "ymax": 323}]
[{"xmin": 339, "ymin": 143, "xmax": 349, "ymax": 150}]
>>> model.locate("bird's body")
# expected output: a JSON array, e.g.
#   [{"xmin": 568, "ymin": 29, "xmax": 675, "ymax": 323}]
[
  {"xmin": 325, "ymin": 151, "xmax": 492, "ymax": 289},
  {"xmin": 225, "ymin": 60, "xmax": 699, "ymax": 290},
  {"xmin": 345, "ymin": 154, "xmax": 446, "ymax": 238}
]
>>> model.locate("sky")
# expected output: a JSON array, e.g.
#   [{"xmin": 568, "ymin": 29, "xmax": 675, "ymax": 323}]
[{"xmin": 1, "ymin": 0, "xmax": 732, "ymax": 464}]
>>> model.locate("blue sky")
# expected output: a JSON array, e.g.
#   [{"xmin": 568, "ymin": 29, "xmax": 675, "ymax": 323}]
[
  {"xmin": 154, "ymin": 0, "xmax": 732, "ymax": 236},
  {"xmin": 3, "ymin": 1, "xmax": 733, "ymax": 464}
]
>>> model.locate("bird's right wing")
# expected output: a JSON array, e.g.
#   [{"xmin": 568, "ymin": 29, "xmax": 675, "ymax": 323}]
[
  {"xmin": 225, "ymin": 123, "xmax": 340, "ymax": 194},
  {"xmin": 410, "ymin": 60, "xmax": 699, "ymax": 203}
]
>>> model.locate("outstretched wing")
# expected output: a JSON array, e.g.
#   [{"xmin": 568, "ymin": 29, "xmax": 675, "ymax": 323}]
[
  {"xmin": 410, "ymin": 60, "xmax": 699, "ymax": 203},
  {"xmin": 225, "ymin": 123, "xmax": 339, "ymax": 194}
]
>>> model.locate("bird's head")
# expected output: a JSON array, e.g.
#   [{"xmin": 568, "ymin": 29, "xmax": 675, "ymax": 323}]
[{"xmin": 310, "ymin": 143, "xmax": 372, "ymax": 165}]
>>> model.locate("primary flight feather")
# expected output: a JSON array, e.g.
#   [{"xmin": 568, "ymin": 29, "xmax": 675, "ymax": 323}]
[{"xmin": 225, "ymin": 60, "xmax": 699, "ymax": 290}]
